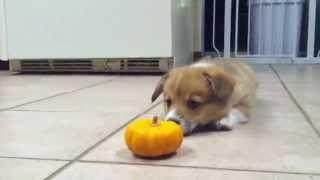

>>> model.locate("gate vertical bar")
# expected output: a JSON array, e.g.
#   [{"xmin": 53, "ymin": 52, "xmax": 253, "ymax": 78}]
[
  {"xmin": 247, "ymin": 0, "xmax": 251, "ymax": 55},
  {"xmin": 307, "ymin": 0, "xmax": 316, "ymax": 58},
  {"xmin": 235, "ymin": 0, "xmax": 240, "ymax": 56},
  {"xmin": 292, "ymin": 1, "xmax": 298, "ymax": 57},
  {"xmin": 269, "ymin": 0, "xmax": 273, "ymax": 56},
  {"xmin": 258, "ymin": 0, "xmax": 263, "ymax": 55},
  {"xmin": 224, "ymin": 0, "xmax": 232, "ymax": 57},
  {"xmin": 212, "ymin": 0, "xmax": 221, "ymax": 57}
]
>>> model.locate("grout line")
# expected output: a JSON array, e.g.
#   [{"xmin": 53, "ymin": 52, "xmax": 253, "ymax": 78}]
[
  {"xmin": 6, "ymin": 100, "xmax": 163, "ymax": 113},
  {"xmin": 76, "ymin": 160, "xmax": 320, "ymax": 176},
  {"xmin": 6, "ymin": 109, "xmax": 74, "ymax": 113},
  {"xmin": 1, "ymin": 155, "xmax": 319, "ymax": 177},
  {"xmin": 0, "ymin": 156, "xmax": 70, "ymax": 162},
  {"xmin": 43, "ymin": 101, "xmax": 162, "ymax": 180},
  {"xmin": 269, "ymin": 65, "xmax": 320, "ymax": 138},
  {"xmin": 0, "ymin": 79, "xmax": 114, "ymax": 112}
]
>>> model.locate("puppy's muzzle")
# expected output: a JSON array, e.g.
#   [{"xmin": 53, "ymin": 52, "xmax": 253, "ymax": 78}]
[
  {"xmin": 165, "ymin": 109, "xmax": 198, "ymax": 135},
  {"xmin": 167, "ymin": 117, "xmax": 181, "ymax": 125},
  {"xmin": 165, "ymin": 109, "xmax": 182, "ymax": 124}
]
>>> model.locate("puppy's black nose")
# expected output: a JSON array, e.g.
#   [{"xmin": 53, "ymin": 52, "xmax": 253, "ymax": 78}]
[{"xmin": 168, "ymin": 118, "xmax": 180, "ymax": 125}]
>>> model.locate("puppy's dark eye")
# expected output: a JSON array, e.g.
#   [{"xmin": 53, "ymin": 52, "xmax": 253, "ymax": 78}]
[
  {"xmin": 165, "ymin": 99, "xmax": 172, "ymax": 107},
  {"xmin": 187, "ymin": 100, "xmax": 201, "ymax": 109}
]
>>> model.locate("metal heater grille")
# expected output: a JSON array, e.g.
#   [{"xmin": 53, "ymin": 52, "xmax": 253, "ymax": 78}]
[
  {"xmin": 52, "ymin": 60, "xmax": 92, "ymax": 71},
  {"xmin": 120, "ymin": 59, "xmax": 159, "ymax": 71},
  {"xmin": 20, "ymin": 60, "xmax": 50, "ymax": 71},
  {"xmin": 10, "ymin": 58, "xmax": 173, "ymax": 73}
]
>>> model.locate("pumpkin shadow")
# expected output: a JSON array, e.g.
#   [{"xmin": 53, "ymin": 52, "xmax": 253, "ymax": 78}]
[
  {"xmin": 116, "ymin": 146, "xmax": 194, "ymax": 162},
  {"xmin": 135, "ymin": 152, "xmax": 177, "ymax": 160}
]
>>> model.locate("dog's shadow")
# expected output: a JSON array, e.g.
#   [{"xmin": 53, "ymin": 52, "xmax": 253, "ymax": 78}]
[{"xmin": 189, "ymin": 123, "xmax": 231, "ymax": 136}]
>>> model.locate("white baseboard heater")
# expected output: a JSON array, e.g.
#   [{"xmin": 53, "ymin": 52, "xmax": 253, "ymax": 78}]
[
  {"xmin": 1, "ymin": 0, "xmax": 194, "ymax": 72},
  {"xmin": 10, "ymin": 58, "xmax": 173, "ymax": 73}
]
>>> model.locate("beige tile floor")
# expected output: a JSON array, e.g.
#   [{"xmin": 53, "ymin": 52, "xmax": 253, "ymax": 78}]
[{"xmin": 0, "ymin": 64, "xmax": 319, "ymax": 180}]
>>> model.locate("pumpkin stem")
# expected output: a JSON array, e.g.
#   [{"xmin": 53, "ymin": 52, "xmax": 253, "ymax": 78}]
[{"xmin": 152, "ymin": 116, "xmax": 159, "ymax": 126}]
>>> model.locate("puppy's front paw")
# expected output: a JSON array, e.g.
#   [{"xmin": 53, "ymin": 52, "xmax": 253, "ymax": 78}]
[
  {"xmin": 230, "ymin": 108, "xmax": 248, "ymax": 124},
  {"xmin": 216, "ymin": 109, "xmax": 249, "ymax": 131},
  {"xmin": 180, "ymin": 121, "xmax": 198, "ymax": 136},
  {"xmin": 215, "ymin": 117, "xmax": 234, "ymax": 131}
]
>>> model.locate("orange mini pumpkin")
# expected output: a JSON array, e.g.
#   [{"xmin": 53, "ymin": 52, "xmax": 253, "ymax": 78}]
[{"xmin": 125, "ymin": 116, "xmax": 183, "ymax": 158}]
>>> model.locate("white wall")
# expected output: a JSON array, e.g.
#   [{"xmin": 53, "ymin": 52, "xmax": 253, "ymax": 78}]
[
  {"xmin": 0, "ymin": 0, "xmax": 8, "ymax": 60},
  {"xmin": 5, "ymin": 0, "xmax": 173, "ymax": 59},
  {"xmin": 0, "ymin": 0, "xmax": 203, "ymax": 59}
]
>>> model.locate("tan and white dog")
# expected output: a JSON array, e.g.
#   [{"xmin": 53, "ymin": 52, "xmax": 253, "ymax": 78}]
[{"xmin": 151, "ymin": 59, "xmax": 258, "ymax": 135}]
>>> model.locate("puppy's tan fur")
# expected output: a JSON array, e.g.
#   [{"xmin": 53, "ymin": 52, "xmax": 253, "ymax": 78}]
[{"xmin": 152, "ymin": 59, "xmax": 257, "ymax": 133}]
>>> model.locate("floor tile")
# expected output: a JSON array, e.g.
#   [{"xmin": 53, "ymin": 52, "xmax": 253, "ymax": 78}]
[
  {"xmin": 309, "ymin": 113, "xmax": 320, "ymax": 134},
  {"xmin": 0, "ymin": 72, "xmax": 113, "ymax": 109},
  {"xmin": 254, "ymin": 95, "xmax": 299, "ymax": 117},
  {"xmin": 82, "ymin": 93, "xmax": 320, "ymax": 174},
  {"xmin": 52, "ymin": 162, "xmax": 313, "ymax": 180},
  {"xmin": 94, "ymin": 76, "xmax": 160, "ymax": 102},
  {"xmin": 2, "ymin": 64, "xmax": 320, "ymax": 178},
  {"xmin": 284, "ymin": 83, "xmax": 320, "ymax": 132},
  {"xmin": 250, "ymin": 80, "xmax": 298, "ymax": 117},
  {"xmin": 273, "ymin": 64, "xmax": 320, "ymax": 83},
  {"xmin": 0, "ymin": 111, "xmax": 135, "ymax": 159},
  {"xmin": 145, "ymin": 103, "xmax": 165, "ymax": 117},
  {"xmin": 257, "ymin": 82, "xmax": 289, "ymax": 97},
  {"xmin": 284, "ymin": 83, "xmax": 320, "ymax": 105},
  {"xmin": 0, "ymin": 158, "xmax": 65, "ymax": 180},
  {"xmin": 250, "ymin": 65, "xmax": 279, "ymax": 83},
  {"xmin": 13, "ymin": 76, "xmax": 160, "ymax": 112}
]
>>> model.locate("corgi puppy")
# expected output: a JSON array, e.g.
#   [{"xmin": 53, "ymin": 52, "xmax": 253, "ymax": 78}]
[{"xmin": 151, "ymin": 59, "xmax": 257, "ymax": 135}]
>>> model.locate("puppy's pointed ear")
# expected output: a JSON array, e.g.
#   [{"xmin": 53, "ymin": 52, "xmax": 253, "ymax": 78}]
[
  {"xmin": 151, "ymin": 73, "xmax": 169, "ymax": 102},
  {"xmin": 203, "ymin": 71, "xmax": 236, "ymax": 100}
]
